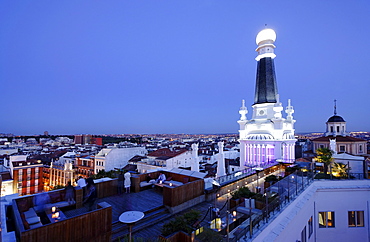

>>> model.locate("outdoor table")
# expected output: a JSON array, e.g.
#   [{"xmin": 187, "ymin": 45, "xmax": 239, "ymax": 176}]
[{"xmin": 119, "ymin": 211, "xmax": 145, "ymax": 241}]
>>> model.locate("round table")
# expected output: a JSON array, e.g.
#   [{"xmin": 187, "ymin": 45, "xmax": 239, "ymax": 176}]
[{"xmin": 119, "ymin": 211, "xmax": 145, "ymax": 241}]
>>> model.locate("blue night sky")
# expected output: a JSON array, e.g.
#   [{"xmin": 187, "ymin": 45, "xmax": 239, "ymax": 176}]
[{"xmin": 1, "ymin": 1, "xmax": 370, "ymax": 135}]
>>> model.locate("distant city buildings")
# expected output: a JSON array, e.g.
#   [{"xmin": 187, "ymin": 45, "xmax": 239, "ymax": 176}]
[
  {"xmin": 95, "ymin": 146, "xmax": 147, "ymax": 173},
  {"xmin": 74, "ymin": 134, "xmax": 102, "ymax": 146},
  {"xmin": 137, "ymin": 148, "xmax": 193, "ymax": 173},
  {"xmin": 8, "ymin": 155, "xmax": 43, "ymax": 196}
]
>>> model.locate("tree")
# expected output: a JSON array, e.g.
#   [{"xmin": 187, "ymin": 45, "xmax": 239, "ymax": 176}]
[
  {"xmin": 332, "ymin": 162, "xmax": 349, "ymax": 178},
  {"xmin": 315, "ymin": 147, "xmax": 333, "ymax": 174},
  {"xmin": 231, "ymin": 186, "xmax": 256, "ymax": 199},
  {"xmin": 91, "ymin": 169, "xmax": 117, "ymax": 179},
  {"xmin": 161, "ymin": 210, "xmax": 201, "ymax": 236}
]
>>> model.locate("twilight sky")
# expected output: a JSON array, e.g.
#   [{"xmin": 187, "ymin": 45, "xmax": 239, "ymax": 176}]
[{"xmin": 1, "ymin": 1, "xmax": 370, "ymax": 135}]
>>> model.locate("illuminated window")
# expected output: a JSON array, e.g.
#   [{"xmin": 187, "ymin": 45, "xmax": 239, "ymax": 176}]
[
  {"xmin": 348, "ymin": 211, "xmax": 364, "ymax": 227},
  {"xmin": 319, "ymin": 211, "xmax": 335, "ymax": 228},
  {"xmin": 308, "ymin": 216, "xmax": 313, "ymax": 237}
]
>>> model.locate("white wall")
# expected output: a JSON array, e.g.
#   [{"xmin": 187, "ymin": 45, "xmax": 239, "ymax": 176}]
[
  {"xmin": 166, "ymin": 150, "xmax": 193, "ymax": 169},
  {"xmin": 254, "ymin": 180, "xmax": 370, "ymax": 242},
  {"xmin": 97, "ymin": 147, "xmax": 147, "ymax": 172}
]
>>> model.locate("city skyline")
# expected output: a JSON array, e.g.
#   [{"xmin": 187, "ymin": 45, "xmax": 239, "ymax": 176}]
[{"xmin": 1, "ymin": 1, "xmax": 370, "ymax": 135}]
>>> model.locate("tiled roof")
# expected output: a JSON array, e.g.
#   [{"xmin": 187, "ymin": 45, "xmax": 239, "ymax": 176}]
[
  {"xmin": 147, "ymin": 148, "xmax": 188, "ymax": 159},
  {"xmin": 312, "ymin": 135, "xmax": 366, "ymax": 142},
  {"xmin": 128, "ymin": 155, "xmax": 146, "ymax": 162}
]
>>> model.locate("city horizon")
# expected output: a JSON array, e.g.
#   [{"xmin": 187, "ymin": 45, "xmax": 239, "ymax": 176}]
[{"xmin": 2, "ymin": 130, "xmax": 370, "ymax": 137}]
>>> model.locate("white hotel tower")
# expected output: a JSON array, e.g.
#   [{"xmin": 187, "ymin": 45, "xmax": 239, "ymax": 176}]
[{"xmin": 238, "ymin": 28, "xmax": 296, "ymax": 169}]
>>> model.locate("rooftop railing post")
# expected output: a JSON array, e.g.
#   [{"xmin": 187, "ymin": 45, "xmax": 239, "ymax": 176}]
[
  {"xmin": 301, "ymin": 172, "xmax": 304, "ymax": 191},
  {"xmin": 287, "ymin": 176, "xmax": 290, "ymax": 202},
  {"xmin": 265, "ymin": 192, "xmax": 268, "ymax": 223},
  {"xmin": 249, "ymin": 198, "xmax": 253, "ymax": 238},
  {"xmin": 277, "ymin": 180, "xmax": 281, "ymax": 211},
  {"xmin": 295, "ymin": 172, "xmax": 298, "ymax": 196},
  {"xmin": 226, "ymin": 210, "xmax": 230, "ymax": 242}
]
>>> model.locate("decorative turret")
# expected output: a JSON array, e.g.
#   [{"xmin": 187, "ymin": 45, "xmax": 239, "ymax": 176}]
[
  {"xmin": 273, "ymin": 94, "xmax": 283, "ymax": 119},
  {"xmin": 239, "ymin": 100, "xmax": 248, "ymax": 121},
  {"xmin": 325, "ymin": 100, "xmax": 348, "ymax": 137},
  {"xmin": 285, "ymin": 99, "xmax": 294, "ymax": 120},
  {"xmin": 255, "ymin": 28, "xmax": 277, "ymax": 61}
]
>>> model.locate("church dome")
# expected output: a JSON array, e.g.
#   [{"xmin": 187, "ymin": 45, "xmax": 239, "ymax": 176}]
[{"xmin": 327, "ymin": 115, "xmax": 345, "ymax": 122}]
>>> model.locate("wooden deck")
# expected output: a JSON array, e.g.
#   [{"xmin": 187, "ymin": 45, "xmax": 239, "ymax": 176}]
[
  {"xmin": 64, "ymin": 180, "xmax": 263, "ymax": 241},
  {"xmin": 131, "ymin": 193, "xmax": 229, "ymax": 240},
  {"xmin": 97, "ymin": 189, "xmax": 164, "ymax": 222},
  {"xmin": 64, "ymin": 189, "xmax": 163, "ymax": 222}
]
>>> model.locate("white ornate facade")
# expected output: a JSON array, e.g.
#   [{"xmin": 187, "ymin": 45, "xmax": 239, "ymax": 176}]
[{"xmin": 238, "ymin": 28, "xmax": 296, "ymax": 169}]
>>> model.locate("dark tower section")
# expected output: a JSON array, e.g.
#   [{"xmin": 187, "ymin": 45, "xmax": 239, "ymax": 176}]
[{"xmin": 254, "ymin": 57, "xmax": 278, "ymax": 104}]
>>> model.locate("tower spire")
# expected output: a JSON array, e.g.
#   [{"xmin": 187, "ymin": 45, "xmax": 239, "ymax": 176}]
[
  {"xmin": 254, "ymin": 28, "xmax": 278, "ymax": 104},
  {"xmin": 334, "ymin": 99, "xmax": 337, "ymax": 115}
]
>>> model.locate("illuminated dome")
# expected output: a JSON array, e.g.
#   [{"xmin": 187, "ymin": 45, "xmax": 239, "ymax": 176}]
[{"xmin": 256, "ymin": 28, "xmax": 276, "ymax": 45}]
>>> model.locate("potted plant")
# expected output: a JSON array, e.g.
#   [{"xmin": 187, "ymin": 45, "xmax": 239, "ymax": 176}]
[
  {"xmin": 264, "ymin": 175, "xmax": 278, "ymax": 189},
  {"xmin": 285, "ymin": 166, "xmax": 299, "ymax": 177},
  {"xmin": 230, "ymin": 187, "xmax": 256, "ymax": 208},
  {"xmin": 230, "ymin": 190, "xmax": 241, "ymax": 208}
]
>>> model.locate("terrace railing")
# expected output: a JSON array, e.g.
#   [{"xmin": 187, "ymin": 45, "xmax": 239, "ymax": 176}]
[
  {"xmin": 231, "ymin": 171, "xmax": 367, "ymax": 241},
  {"xmin": 215, "ymin": 161, "xmax": 280, "ymax": 186}
]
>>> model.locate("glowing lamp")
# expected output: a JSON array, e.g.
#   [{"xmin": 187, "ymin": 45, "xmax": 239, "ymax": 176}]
[
  {"xmin": 216, "ymin": 218, "xmax": 221, "ymax": 230},
  {"xmin": 159, "ymin": 180, "xmax": 162, "ymax": 184},
  {"xmin": 169, "ymin": 183, "xmax": 172, "ymax": 186},
  {"xmin": 52, "ymin": 206, "xmax": 56, "ymax": 213},
  {"xmin": 232, "ymin": 211, "xmax": 237, "ymax": 217},
  {"xmin": 52, "ymin": 211, "xmax": 60, "ymax": 219}
]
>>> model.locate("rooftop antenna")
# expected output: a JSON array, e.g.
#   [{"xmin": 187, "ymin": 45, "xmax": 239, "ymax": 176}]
[{"xmin": 334, "ymin": 99, "xmax": 337, "ymax": 115}]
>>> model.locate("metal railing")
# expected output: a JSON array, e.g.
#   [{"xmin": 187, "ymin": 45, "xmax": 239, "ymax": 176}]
[
  {"xmin": 215, "ymin": 161, "xmax": 280, "ymax": 186},
  {"xmin": 232, "ymin": 171, "xmax": 369, "ymax": 241},
  {"xmin": 229, "ymin": 171, "xmax": 315, "ymax": 242}
]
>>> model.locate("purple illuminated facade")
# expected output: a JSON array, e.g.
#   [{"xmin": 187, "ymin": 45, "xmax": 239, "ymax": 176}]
[{"xmin": 237, "ymin": 28, "xmax": 296, "ymax": 169}]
